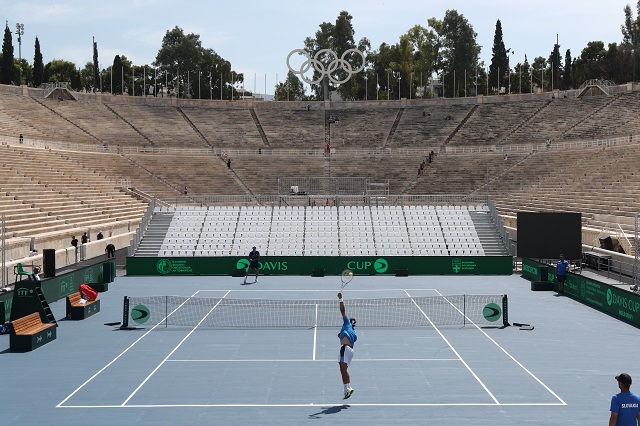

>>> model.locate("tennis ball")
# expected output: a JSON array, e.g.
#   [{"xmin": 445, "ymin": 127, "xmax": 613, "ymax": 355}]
[
  {"xmin": 131, "ymin": 304, "xmax": 151, "ymax": 324},
  {"xmin": 482, "ymin": 303, "xmax": 501, "ymax": 322}
]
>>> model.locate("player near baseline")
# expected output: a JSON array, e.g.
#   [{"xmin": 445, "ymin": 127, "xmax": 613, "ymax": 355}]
[
  {"xmin": 243, "ymin": 246, "xmax": 260, "ymax": 284},
  {"xmin": 337, "ymin": 292, "xmax": 357, "ymax": 399}
]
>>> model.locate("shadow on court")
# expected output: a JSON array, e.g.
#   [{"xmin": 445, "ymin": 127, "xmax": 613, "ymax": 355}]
[{"xmin": 308, "ymin": 404, "xmax": 350, "ymax": 419}]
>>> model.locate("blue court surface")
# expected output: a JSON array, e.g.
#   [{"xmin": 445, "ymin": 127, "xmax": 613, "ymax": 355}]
[{"xmin": 2, "ymin": 273, "xmax": 638, "ymax": 425}]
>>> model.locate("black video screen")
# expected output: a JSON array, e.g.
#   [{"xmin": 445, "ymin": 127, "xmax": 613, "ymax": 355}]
[{"xmin": 517, "ymin": 212, "xmax": 582, "ymax": 260}]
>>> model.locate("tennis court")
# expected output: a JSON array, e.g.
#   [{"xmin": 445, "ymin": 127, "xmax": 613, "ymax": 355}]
[{"xmin": 2, "ymin": 273, "xmax": 639, "ymax": 425}]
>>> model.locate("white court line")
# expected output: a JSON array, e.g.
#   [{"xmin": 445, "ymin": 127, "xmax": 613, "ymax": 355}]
[
  {"xmin": 403, "ymin": 289, "xmax": 500, "ymax": 405},
  {"xmin": 57, "ymin": 289, "xmax": 213, "ymax": 408},
  {"xmin": 120, "ymin": 290, "xmax": 232, "ymax": 406},
  {"xmin": 165, "ymin": 358, "xmax": 460, "ymax": 362},
  {"xmin": 58, "ymin": 402, "xmax": 567, "ymax": 408},
  {"xmin": 196, "ymin": 288, "xmax": 440, "ymax": 292},
  {"xmin": 433, "ymin": 289, "xmax": 567, "ymax": 405},
  {"xmin": 312, "ymin": 304, "xmax": 318, "ymax": 360}
]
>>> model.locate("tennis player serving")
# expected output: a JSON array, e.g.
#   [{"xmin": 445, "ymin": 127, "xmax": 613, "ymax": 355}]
[{"xmin": 337, "ymin": 292, "xmax": 357, "ymax": 399}]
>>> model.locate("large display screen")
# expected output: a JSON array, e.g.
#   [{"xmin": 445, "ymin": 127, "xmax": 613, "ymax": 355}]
[{"xmin": 517, "ymin": 212, "xmax": 582, "ymax": 259}]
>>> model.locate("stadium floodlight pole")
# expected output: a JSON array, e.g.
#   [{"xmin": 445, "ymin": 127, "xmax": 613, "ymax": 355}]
[
  {"xmin": 15, "ymin": 23, "xmax": 24, "ymax": 85},
  {"xmin": 199, "ymin": 71, "xmax": 201, "ymax": 99},
  {"xmin": 398, "ymin": 75, "xmax": 401, "ymax": 100},
  {"xmin": 143, "ymin": 66, "xmax": 146, "ymax": 96},
  {"xmin": 376, "ymin": 73, "xmax": 379, "ymax": 100}
]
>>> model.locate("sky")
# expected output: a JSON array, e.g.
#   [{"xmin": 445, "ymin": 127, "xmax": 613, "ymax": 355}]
[{"xmin": 0, "ymin": 0, "xmax": 634, "ymax": 95}]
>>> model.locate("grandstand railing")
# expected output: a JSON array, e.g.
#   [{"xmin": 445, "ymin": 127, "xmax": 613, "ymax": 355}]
[
  {"xmin": 154, "ymin": 194, "xmax": 491, "ymax": 208},
  {"xmin": 129, "ymin": 198, "xmax": 156, "ymax": 256},
  {"xmin": 2, "ymin": 134, "xmax": 637, "ymax": 158}
]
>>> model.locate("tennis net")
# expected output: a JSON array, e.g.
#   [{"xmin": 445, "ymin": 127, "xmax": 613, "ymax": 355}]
[{"xmin": 121, "ymin": 294, "xmax": 508, "ymax": 328}]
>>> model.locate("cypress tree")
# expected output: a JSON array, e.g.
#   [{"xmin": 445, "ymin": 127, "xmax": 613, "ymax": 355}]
[
  {"xmin": 33, "ymin": 36, "xmax": 44, "ymax": 86},
  {"xmin": 0, "ymin": 23, "xmax": 15, "ymax": 84}
]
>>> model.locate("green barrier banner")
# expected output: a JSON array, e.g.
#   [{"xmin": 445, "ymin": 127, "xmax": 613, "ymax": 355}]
[
  {"xmin": 126, "ymin": 256, "xmax": 513, "ymax": 276},
  {"xmin": 521, "ymin": 258, "xmax": 555, "ymax": 281},
  {"xmin": 523, "ymin": 258, "xmax": 640, "ymax": 327}
]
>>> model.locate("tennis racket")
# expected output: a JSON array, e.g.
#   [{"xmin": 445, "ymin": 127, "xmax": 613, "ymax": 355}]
[{"xmin": 341, "ymin": 268, "xmax": 354, "ymax": 289}]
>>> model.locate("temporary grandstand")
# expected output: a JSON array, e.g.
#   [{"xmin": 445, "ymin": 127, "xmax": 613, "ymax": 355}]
[{"xmin": 2, "ymin": 80, "xmax": 640, "ymax": 283}]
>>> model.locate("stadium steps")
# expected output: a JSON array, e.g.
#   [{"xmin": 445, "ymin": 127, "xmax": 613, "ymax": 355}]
[
  {"xmin": 103, "ymin": 103, "xmax": 155, "ymax": 146},
  {"xmin": 469, "ymin": 211, "xmax": 508, "ymax": 255},
  {"xmin": 383, "ymin": 107, "xmax": 404, "ymax": 147},
  {"xmin": 30, "ymin": 97, "xmax": 103, "ymax": 144},
  {"xmin": 444, "ymin": 104, "xmax": 478, "ymax": 146},
  {"xmin": 176, "ymin": 107, "xmax": 212, "ymax": 148},
  {"xmin": 134, "ymin": 213, "xmax": 174, "ymax": 256},
  {"xmin": 249, "ymin": 108, "xmax": 270, "ymax": 146}
]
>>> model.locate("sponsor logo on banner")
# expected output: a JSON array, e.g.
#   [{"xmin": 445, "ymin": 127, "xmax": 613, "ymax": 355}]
[
  {"xmin": 235, "ymin": 259, "xmax": 288, "ymax": 271},
  {"xmin": 347, "ymin": 258, "xmax": 389, "ymax": 274},
  {"xmin": 84, "ymin": 269, "xmax": 94, "ymax": 283},
  {"xmin": 451, "ymin": 258, "xmax": 478, "ymax": 273},
  {"xmin": 157, "ymin": 259, "xmax": 173, "ymax": 275}
]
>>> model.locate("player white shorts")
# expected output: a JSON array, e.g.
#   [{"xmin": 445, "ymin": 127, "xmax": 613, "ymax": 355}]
[{"xmin": 339, "ymin": 344, "xmax": 354, "ymax": 366}]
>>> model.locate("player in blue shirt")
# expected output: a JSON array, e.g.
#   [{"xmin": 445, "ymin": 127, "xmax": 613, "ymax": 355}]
[
  {"xmin": 337, "ymin": 292, "xmax": 357, "ymax": 399},
  {"xmin": 556, "ymin": 254, "xmax": 569, "ymax": 295},
  {"xmin": 610, "ymin": 373, "xmax": 640, "ymax": 426},
  {"xmin": 243, "ymin": 247, "xmax": 260, "ymax": 284}
]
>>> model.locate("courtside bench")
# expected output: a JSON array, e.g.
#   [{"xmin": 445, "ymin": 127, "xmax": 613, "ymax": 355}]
[
  {"xmin": 10, "ymin": 312, "xmax": 57, "ymax": 352},
  {"xmin": 66, "ymin": 292, "xmax": 100, "ymax": 320}
]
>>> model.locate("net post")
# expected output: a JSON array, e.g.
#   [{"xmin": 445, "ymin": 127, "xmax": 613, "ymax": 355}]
[
  {"xmin": 121, "ymin": 296, "xmax": 129, "ymax": 328},
  {"xmin": 463, "ymin": 295, "xmax": 466, "ymax": 327},
  {"xmin": 502, "ymin": 294, "xmax": 510, "ymax": 326},
  {"xmin": 165, "ymin": 295, "xmax": 168, "ymax": 328}
]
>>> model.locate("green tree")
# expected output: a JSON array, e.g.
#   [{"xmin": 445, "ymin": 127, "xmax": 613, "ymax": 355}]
[
  {"xmin": 112, "ymin": 55, "xmax": 123, "ymax": 94},
  {"xmin": 43, "ymin": 59, "xmax": 77, "ymax": 84},
  {"xmin": 155, "ymin": 26, "xmax": 233, "ymax": 99},
  {"xmin": 1, "ymin": 23, "xmax": 15, "ymax": 84},
  {"xmin": 405, "ymin": 22, "xmax": 442, "ymax": 97},
  {"xmin": 531, "ymin": 56, "xmax": 547, "ymax": 92},
  {"xmin": 15, "ymin": 58, "xmax": 32, "ymax": 86},
  {"xmin": 33, "ymin": 36, "xmax": 44, "ymax": 86},
  {"xmin": 93, "ymin": 38, "xmax": 99, "ymax": 91},
  {"xmin": 440, "ymin": 10, "xmax": 480, "ymax": 97},
  {"xmin": 303, "ymin": 11, "xmax": 367, "ymax": 100},
  {"xmin": 573, "ymin": 41, "xmax": 608, "ymax": 83},
  {"xmin": 562, "ymin": 49, "xmax": 573, "ymax": 89},
  {"xmin": 489, "ymin": 19, "xmax": 509, "ymax": 94},
  {"xmin": 548, "ymin": 43, "xmax": 563, "ymax": 89},
  {"xmin": 275, "ymin": 70, "xmax": 306, "ymax": 101}
]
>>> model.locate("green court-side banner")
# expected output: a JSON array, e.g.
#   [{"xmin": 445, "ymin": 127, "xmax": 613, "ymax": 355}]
[
  {"xmin": 126, "ymin": 256, "xmax": 513, "ymax": 276},
  {"xmin": 523, "ymin": 258, "xmax": 640, "ymax": 327},
  {"xmin": 1, "ymin": 261, "xmax": 113, "ymax": 323}
]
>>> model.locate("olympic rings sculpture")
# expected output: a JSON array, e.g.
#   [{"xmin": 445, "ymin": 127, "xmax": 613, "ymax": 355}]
[{"xmin": 286, "ymin": 48, "xmax": 366, "ymax": 85}]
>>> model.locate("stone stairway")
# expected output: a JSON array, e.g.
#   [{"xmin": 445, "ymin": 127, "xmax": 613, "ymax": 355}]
[
  {"xmin": 134, "ymin": 212, "xmax": 173, "ymax": 256},
  {"xmin": 469, "ymin": 211, "xmax": 508, "ymax": 255}
]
